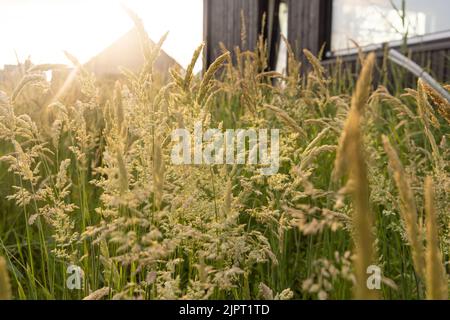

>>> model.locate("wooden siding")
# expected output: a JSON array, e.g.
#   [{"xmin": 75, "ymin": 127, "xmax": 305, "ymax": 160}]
[
  {"xmin": 287, "ymin": 0, "xmax": 331, "ymax": 59},
  {"xmin": 204, "ymin": 0, "xmax": 333, "ymax": 71},
  {"xmin": 203, "ymin": 0, "xmax": 263, "ymax": 67},
  {"xmin": 203, "ymin": 0, "xmax": 450, "ymax": 85}
]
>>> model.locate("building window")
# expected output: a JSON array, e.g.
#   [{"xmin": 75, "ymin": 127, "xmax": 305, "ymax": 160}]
[{"xmin": 331, "ymin": 0, "xmax": 450, "ymax": 53}]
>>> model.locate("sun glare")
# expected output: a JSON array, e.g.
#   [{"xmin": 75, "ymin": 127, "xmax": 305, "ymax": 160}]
[{"xmin": 0, "ymin": 0, "xmax": 203, "ymax": 71}]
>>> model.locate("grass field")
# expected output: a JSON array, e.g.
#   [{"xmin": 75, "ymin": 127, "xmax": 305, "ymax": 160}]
[{"xmin": 0, "ymin": 11, "xmax": 449, "ymax": 300}]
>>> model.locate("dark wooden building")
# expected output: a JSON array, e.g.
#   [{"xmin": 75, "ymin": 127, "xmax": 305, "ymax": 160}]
[{"xmin": 203, "ymin": 0, "xmax": 450, "ymax": 83}]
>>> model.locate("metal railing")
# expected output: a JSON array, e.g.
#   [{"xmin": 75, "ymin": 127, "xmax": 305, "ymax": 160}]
[{"xmin": 388, "ymin": 48, "xmax": 450, "ymax": 103}]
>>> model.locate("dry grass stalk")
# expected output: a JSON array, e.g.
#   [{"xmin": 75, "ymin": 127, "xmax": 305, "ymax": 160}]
[
  {"xmin": 424, "ymin": 177, "xmax": 448, "ymax": 300},
  {"xmin": 83, "ymin": 287, "xmax": 111, "ymax": 300},
  {"xmin": 417, "ymin": 80, "xmax": 441, "ymax": 163},
  {"xmin": 422, "ymin": 82, "xmax": 450, "ymax": 124},
  {"xmin": 113, "ymin": 81, "xmax": 125, "ymax": 134},
  {"xmin": 280, "ymin": 35, "xmax": 300, "ymax": 89},
  {"xmin": 116, "ymin": 151, "xmax": 129, "ymax": 196},
  {"xmin": 197, "ymin": 51, "xmax": 230, "ymax": 104},
  {"xmin": 123, "ymin": 6, "xmax": 152, "ymax": 61},
  {"xmin": 382, "ymin": 135, "xmax": 425, "ymax": 279},
  {"xmin": 264, "ymin": 104, "xmax": 307, "ymax": 137},
  {"xmin": 333, "ymin": 53, "xmax": 378, "ymax": 299},
  {"xmin": 303, "ymin": 49, "xmax": 325, "ymax": 77},
  {"xmin": 153, "ymin": 135, "xmax": 165, "ymax": 210},
  {"xmin": 11, "ymin": 73, "xmax": 46, "ymax": 104},
  {"xmin": 240, "ymin": 9, "xmax": 247, "ymax": 49},
  {"xmin": 334, "ymin": 53, "xmax": 375, "ymax": 181},
  {"xmin": 416, "ymin": 80, "xmax": 441, "ymax": 129},
  {"xmin": 221, "ymin": 178, "xmax": 233, "ymax": 217},
  {"xmin": 0, "ymin": 256, "xmax": 12, "ymax": 300},
  {"xmin": 184, "ymin": 43, "xmax": 205, "ymax": 90}
]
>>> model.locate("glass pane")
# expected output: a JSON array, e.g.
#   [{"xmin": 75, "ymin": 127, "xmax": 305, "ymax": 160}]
[{"xmin": 331, "ymin": 0, "xmax": 450, "ymax": 51}]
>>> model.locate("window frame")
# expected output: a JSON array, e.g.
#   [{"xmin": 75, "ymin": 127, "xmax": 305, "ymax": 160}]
[{"xmin": 326, "ymin": 0, "xmax": 450, "ymax": 58}]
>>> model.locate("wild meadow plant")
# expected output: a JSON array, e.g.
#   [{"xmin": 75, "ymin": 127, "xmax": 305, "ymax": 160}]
[{"xmin": 0, "ymin": 10, "xmax": 448, "ymax": 300}]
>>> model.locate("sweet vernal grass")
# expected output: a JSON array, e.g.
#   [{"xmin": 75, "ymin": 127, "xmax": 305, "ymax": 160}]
[{"xmin": 0, "ymin": 9, "xmax": 448, "ymax": 300}]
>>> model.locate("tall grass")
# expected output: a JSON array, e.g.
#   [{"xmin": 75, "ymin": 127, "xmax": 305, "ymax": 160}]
[
  {"xmin": 424, "ymin": 177, "xmax": 448, "ymax": 300},
  {"xmin": 0, "ymin": 10, "xmax": 448, "ymax": 300},
  {"xmin": 333, "ymin": 53, "xmax": 379, "ymax": 299}
]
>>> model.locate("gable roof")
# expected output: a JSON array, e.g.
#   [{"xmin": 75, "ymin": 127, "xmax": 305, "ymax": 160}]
[{"xmin": 85, "ymin": 27, "xmax": 181, "ymax": 77}]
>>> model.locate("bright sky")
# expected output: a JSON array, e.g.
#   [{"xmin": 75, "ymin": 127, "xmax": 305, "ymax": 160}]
[{"xmin": 0, "ymin": 0, "xmax": 203, "ymax": 71}]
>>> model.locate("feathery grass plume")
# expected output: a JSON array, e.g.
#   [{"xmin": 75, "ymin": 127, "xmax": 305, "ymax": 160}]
[
  {"xmin": 170, "ymin": 68, "xmax": 185, "ymax": 88},
  {"xmin": 221, "ymin": 178, "xmax": 233, "ymax": 217},
  {"xmin": 240, "ymin": 9, "xmax": 247, "ymax": 49},
  {"xmin": 64, "ymin": 50, "xmax": 96, "ymax": 96},
  {"xmin": 116, "ymin": 151, "xmax": 129, "ymax": 196},
  {"xmin": 346, "ymin": 113, "xmax": 377, "ymax": 300},
  {"xmin": 220, "ymin": 44, "xmax": 234, "ymax": 80},
  {"xmin": 63, "ymin": 51, "xmax": 89, "ymax": 77},
  {"xmin": 317, "ymin": 43, "xmax": 327, "ymax": 61},
  {"xmin": 333, "ymin": 53, "xmax": 378, "ymax": 299},
  {"xmin": 119, "ymin": 66, "xmax": 139, "ymax": 83},
  {"xmin": 258, "ymin": 282, "xmax": 274, "ymax": 300},
  {"xmin": 303, "ymin": 49, "xmax": 325, "ymax": 78},
  {"xmin": 0, "ymin": 256, "xmax": 12, "ymax": 300},
  {"xmin": 416, "ymin": 80, "xmax": 441, "ymax": 129},
  {"xmin": 417, "ymin": 80, "xmax": 441, "ymax": 165},
  {"xmin": 233, "ymin": 45, "xmax": 243, "ymax": 77},
  {"xmin": 333, "ymin": 53, "xmax": 375, "ymax": 182},
  {"xmin": 422, "ymin": 82, "xmax": 450, "ymax": 124},
  {"xmin": 103, "ymin": 100, "xmax": 114, "ymax": 135},
  {"xmin": 113, "ymin": 81, "xmax": 125, "ymax": 134},
  {"xmin": 184, "ymin": 42, "xmax": 205, "ymax": 90},
  {"xmin": 264, "ymin": 104, "xmax": 307, "ymax": 137},
  {"xmin": 349, "ymin": 39, "xmax": 365, "ymax": 69},
  {"xmin": 372, "ymin": 86, "xmax": 416, "ymax": 120},
  {"xmin": 123, "ymin": 6, "xmax": 152, "ymax": 60},
  {"xmin": 424, "ymin": 177, "xmax": 448, "ymax": 300},
  {"xmin": 83, "ymin": 287, "xmax": 111, "ymax": 300},
  {"xmin": 382, "ymin": 135, "xmax": 425, "ymax": 279},
  {"xmin": 64, "ymin": 50, "xmax": 82, "ymax": 68},
  {"xmin": 147, "ymin": 32, "xmax": 169, "ymax": 70},
  {"xmin": 256, "ymin": 13, "xmax": 268, "ymax": 72},
  {"xmin": 197, "ymin": 51, "xmax": 230, "ymax": 104},
  {"xmin": 153, "ymin": 135, "xmax": 165, "ymax": 210},
  {"xmin": 11, "ymin": 73, "xmax": 46, "ymax": 104},
  {"xmin": 281, "ymin": 35, "xmax": 301, "ymax": 92},
  {"xmin": 124, "ymin": 6, "xmax": 169, "ymax": 77},
  {"xmin": 27, "ymin": 64, "xmax": 67, "ymax": 73}
]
